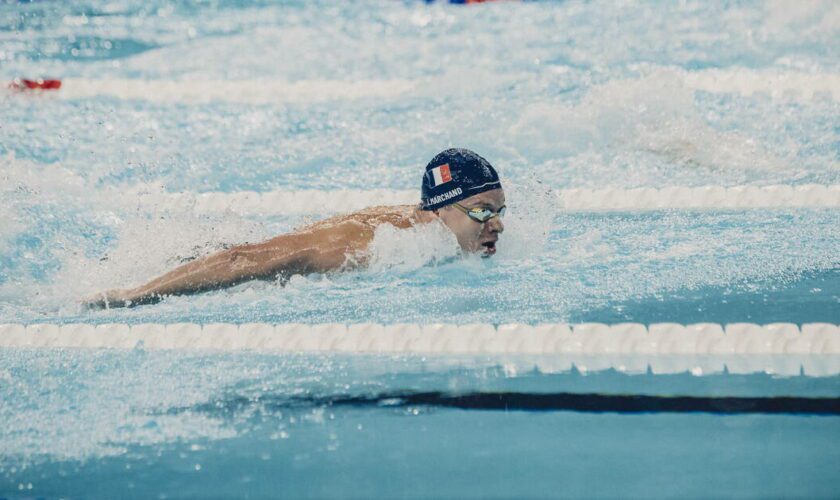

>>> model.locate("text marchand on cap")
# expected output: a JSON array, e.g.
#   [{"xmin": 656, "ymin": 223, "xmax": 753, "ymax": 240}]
[{"xmin": 426, "ymin": 187, "xmax": 463, "ymax": 206}]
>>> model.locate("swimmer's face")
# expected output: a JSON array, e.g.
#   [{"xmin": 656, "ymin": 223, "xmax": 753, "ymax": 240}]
[{"xmin": 436, "ymin": 189, "xmax": 505, "ymax": 257}]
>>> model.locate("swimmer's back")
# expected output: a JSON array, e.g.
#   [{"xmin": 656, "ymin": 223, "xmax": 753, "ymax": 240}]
[
  {"xmin": 301, "ymin": 204, "xmax": 420, "ymax": 233},
  {"xmin": 281, "ymin": 204, "xmax": 425, "ymax": 270}
]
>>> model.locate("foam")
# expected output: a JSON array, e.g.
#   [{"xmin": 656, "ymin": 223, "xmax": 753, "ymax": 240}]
[
  {"xmin": 683, "ymin": 69, "xmax": 840, "ymax": 101},
  {"xmin": 0, "ymin": 155, "xmax": 275, "ymax": 315},
  {"xmin": 365, "ymin": 220, "xmax": 460, "ymax": 272},
  {"xmin": 1, "ymin": 322, "xmax": 837, "ymax": 376},
  {"xmin": 509, "ymin": 69, "xmax": 820, "ymax": 177}
]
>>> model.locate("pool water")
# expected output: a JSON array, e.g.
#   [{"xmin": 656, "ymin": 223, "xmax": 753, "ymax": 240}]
[
  {"xmin": 2, "ymin": 350, "xmax": 839, "ymax": 499},
  {"xmin": 1, "ymin": 0, "xmax": 838, "ymax": 498}
]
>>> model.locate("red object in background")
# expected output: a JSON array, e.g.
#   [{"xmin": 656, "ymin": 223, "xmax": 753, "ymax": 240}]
[{"xmin": 8, "ymin": 78, "xmax": 62, "ymax": 91}]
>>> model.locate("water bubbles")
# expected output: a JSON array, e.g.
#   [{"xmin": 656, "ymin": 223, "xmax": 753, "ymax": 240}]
[
  {"xmin": 63, "ymin": 15, "xmax": 89, "ymax": 27},
  {"xmin": 157, "ymin": 6, "xmax": 174, "ymax": 18}
]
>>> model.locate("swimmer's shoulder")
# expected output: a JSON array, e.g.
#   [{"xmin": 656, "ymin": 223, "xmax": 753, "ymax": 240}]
[
  {"xmin": 306, "ymin": 204, "xmax": 420, "ymax": 231},
  {"xmin": 351, "ymin": 204, "xmax": 423, "ymax": 229}
]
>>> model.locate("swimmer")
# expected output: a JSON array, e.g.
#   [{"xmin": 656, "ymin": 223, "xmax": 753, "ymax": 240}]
[{"xmin": 84, "ymin": 148, "xmax": 505, "ymax": 309}]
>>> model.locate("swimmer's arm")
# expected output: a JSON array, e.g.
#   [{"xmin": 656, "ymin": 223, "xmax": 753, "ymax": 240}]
[{"xmin": 84, "ymin": 221, "xmax": 372, "ymax": 308}]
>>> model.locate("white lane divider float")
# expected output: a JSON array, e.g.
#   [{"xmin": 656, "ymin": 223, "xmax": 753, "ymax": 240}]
[
  {"xmin": 6, "ymin": 70, "xmax": 834, "ymax": 104},
  {"xmin": 140, "ymin": 185, "xmax": 840, "ymax": 215},
  {"xmin": 56, "ymin": 78, "xmax": 417, "ymax": 104},
  {"xmin": 1, "ymin": 323, "xmax": 837, "ymax": 376}
]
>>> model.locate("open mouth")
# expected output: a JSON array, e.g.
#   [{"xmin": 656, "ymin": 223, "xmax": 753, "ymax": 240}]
[{"xmin": 481, "ymin": 241, "xmax": 497, "ymax": 256}]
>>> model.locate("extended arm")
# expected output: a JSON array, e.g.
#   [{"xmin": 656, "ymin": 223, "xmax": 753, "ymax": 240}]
[{"xmin": 84, "ymin": 219, "xmax": 373, "ymax": 309}]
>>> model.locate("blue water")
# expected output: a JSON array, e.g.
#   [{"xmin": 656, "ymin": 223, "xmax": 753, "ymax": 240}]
[
  {"xmin": 1, "ymin": 350, "xmax": 839, "ymax": 499},
  {"xmin": 1, "ymin": 0, "xmax": 839, "ymax": 498}
]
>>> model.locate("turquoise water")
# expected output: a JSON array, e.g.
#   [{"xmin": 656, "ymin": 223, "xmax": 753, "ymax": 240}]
[
  {"xmin": 2, "ymin": 350, "xmax": 839, "ymax": 499},
  {"xmin": 1, "ymin": 0, "xmax": 839, "ymax": 497}
]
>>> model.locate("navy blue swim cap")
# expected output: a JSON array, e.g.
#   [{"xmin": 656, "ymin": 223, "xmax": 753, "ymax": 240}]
[{"xmin": 420, "ymin": 148, "xmax": 502, "ymax": 211}]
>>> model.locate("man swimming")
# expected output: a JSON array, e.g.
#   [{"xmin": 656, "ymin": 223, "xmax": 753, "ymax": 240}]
[{"xmin": 85, "ymin": 148, "xmax": 506, "ymax": 308}]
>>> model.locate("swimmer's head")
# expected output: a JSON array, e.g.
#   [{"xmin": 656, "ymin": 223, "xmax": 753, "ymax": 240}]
[{"xmin": 420, "ymin": 148, "xmax": 505, "ymax": 256}]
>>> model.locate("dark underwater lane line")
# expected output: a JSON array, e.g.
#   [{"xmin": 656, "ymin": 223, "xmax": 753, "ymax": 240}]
[
  {"xmin": 325, "ymin": 392, "xmax": 840, "ymax": 415},
  {"xmin": 181, "ymin": 391, "xmax": 840, "ymax": 417},
  {"xmin": 361, "ymin": 392, "xmax": 840, "ymax": 415}
]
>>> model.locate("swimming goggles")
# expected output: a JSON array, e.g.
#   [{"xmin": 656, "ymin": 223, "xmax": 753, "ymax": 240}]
[{"xmin": 452, "ymin": 202, "xmax": 506, "ymax": 223}]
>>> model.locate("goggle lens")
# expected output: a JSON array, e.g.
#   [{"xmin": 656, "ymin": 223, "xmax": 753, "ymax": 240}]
[{"xmin": 467, "ymin": 205, "xmax": 506, "ymax": 223}]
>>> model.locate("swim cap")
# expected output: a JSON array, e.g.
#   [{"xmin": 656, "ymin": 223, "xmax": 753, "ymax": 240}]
[{"xmin": 420, "ymin": 148, "xmax": 501, "ymax": 211}]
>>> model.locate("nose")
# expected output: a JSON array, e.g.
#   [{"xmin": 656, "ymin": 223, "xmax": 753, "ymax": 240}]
[{"xmin": 487, "ymin": 215, "xmax": 504, "ymax": 234}]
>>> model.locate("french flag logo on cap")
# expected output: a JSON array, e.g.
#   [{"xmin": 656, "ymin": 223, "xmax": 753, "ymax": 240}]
[{"xmin": 430, "ymin": 163, "xmax": 452, "ymax": 186}]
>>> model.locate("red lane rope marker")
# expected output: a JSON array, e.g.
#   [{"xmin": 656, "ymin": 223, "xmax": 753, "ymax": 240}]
[{"xmin": 8, "ymin": 78, "xmax": 62, "ymax": 91}]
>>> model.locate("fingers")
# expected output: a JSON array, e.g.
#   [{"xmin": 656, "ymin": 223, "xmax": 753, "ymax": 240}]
[
  {"xmin": 80, "ymin": 290, "xmax": 165, "ymax": 310},
  {"xmin": 80, "ymin": 290, "xmax": 126, "ymax": 310},
  {"xmin": 80, "ymin": 293, "xmax": 111, "ymax": 310}
]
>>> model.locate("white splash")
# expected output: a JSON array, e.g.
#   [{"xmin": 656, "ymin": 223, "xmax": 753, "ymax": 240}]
[
  {"xmin": 0, "ymin": 154, "xmax": 274, "ymax": 316},
  {"xmin": 365, "ymin": 220, "xmax": 460, "ymax": 273},
  {"xmin": 509, "ymin": 69, "xmax": 797, "ymax": 178},
  {"xmin": 496, "ymin": 179, "xmax": 556, "ymax": 260}
]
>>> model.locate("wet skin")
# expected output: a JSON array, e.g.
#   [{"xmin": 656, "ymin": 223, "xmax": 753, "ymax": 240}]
[{"xmin": 84, "ymin": 189, "xmax": 505, "ymax": 308}]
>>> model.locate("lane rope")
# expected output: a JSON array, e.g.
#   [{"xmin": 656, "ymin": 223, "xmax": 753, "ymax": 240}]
[
  {"xmin": 136, "ymin": 185, "xmax": 840, "ymax": 214},
  {"xmin": 56, "ymin": 77, "xmax": 415, "ymax": 104},
  {"xmin": 6, "ymin": 71, "xmax": 834, "ymax": 103},
  {"xmin": 1, "ymin": 322, "xmax": 837, "ymax": 376}
]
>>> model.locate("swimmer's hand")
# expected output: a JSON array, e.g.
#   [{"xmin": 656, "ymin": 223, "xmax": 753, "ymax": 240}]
[{"xmin": 81, "ymin": 288, "xmax": 162, "ymax": 310}]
